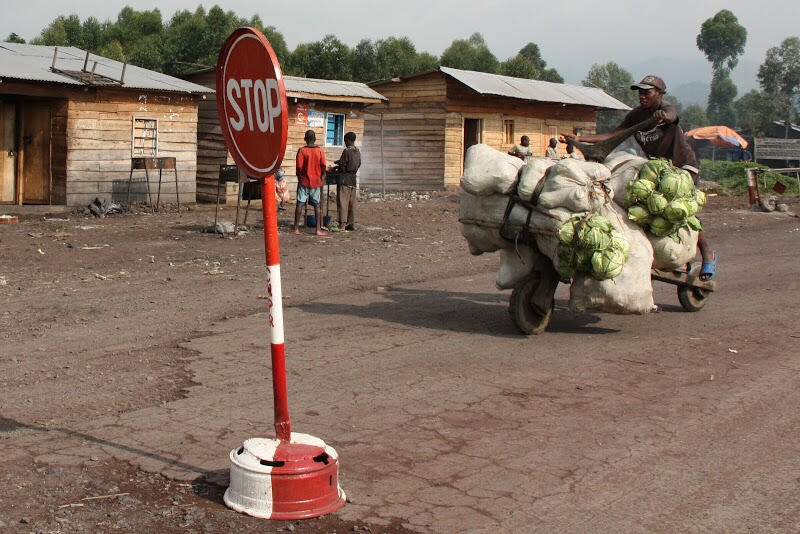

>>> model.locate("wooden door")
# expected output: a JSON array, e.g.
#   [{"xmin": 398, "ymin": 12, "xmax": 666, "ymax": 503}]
[
  {"xmin": 20, "ymin": 102, "xmax": 51, "ymax": 204},
  {"xmin": 0, "ymin": 102, "xmax": 16, "ymax": 203}
]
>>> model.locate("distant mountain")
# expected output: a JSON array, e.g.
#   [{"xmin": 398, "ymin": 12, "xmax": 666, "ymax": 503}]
[{"xmin": 670, "ymin": 82, "xmax": 709, "ymax": 107}]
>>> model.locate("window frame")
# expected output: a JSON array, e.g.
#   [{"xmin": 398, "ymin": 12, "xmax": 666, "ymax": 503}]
[
  {"xmin": 325, "ymin": 112, "xmax": 345, "ymax": 147},
  {"xmin": 132, "ymin": 117, "xmax": 158, "ymax": 157},
  {"xmin": 503, "ymin": 119, "xmax": 515, "ymax": 145}
]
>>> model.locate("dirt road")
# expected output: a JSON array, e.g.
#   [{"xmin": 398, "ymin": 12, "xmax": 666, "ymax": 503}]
[{"xmin": 1, "ymin": 193, "xmax": 798, "ymax": 533}]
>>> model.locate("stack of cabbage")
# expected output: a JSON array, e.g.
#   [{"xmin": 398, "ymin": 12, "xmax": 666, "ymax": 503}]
[
  {"xmin": 624, "ymin": 158, "xmax": 705, "ymax": 238},
  {"xmin": 605, "ymin": 155, "xmax": 703, "ymax": 269},
  {"xmin": 459, "ymin": 144, "xmax": 656, "ymax": 314},
  {"xmin": 556, "ymin": 215, "xmax": 630, "ymax": 282}
]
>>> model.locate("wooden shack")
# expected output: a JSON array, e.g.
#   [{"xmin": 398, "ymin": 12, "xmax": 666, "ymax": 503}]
[
  {"xmin": 0, "ymin": 43, "xmax": 211, "ymax": 206},
  {"xmin": 363, "ymin": 66, "xmax": 630, "ymax": 190},
  {"xmin": 182, "ymin": 69, "xmax": 387, "ymax": 203}
]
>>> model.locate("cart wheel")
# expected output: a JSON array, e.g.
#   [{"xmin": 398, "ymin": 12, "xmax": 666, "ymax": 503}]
[
  {"xmin": 509, "ymin": 273, "xmax": 553, "ymax": 335},
  {"xmin": 677, "ymin": 285, "xmax": 710, "ymax": 312}
]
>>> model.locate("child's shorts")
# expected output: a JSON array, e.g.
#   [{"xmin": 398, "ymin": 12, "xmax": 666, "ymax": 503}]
[{"xmin": 296, "ymin": 184, "xmax": 321, "ymax": 207}]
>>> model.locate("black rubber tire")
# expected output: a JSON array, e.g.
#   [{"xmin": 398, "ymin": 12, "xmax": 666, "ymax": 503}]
[
  {"xmin": 677, "ymin": 285, "xmax": 710, "ymax": 312},
  {"xmin": 509, "ymin": 274, "xmax": 553, "ymax": 335}
]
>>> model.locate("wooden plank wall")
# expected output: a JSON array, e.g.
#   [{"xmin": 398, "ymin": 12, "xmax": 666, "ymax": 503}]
[
  {"xmin": 50, "ymin": 99, "xmax": 68, "ymax": 204},
  {"xmin": 65, "ymin": 89, "xmax": 199, "ymax": 207},
  {"xmin": 363, "ymin": 73, "xmax": 448, "ymax": 190}
]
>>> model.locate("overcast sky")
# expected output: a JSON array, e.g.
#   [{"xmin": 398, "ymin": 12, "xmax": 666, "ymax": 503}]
[{"xmin": 3, "ymin": 0, "xmax": 798, "ymax": 93}]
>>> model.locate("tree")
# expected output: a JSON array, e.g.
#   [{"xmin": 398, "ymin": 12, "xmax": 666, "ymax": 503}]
[
  {"xmin": 735, "ymin": 90, "xmax": 779, "ymax": 136},
  {"xmin": 376, "ymin": 36, "xmax": 421, "ymax": 79},
  {"xmin": 707, "ymin": 70, "xmax": 738, "ymax": 127},
  {"xmin": 582, "ymin": 62, "xmax": 637, "ymax": 133},
  {"xmin": 499, "ymin": 42, "xmax": 563, "ymax": 82},
  {"xmin": 696, "ymin": 10, "xmax": 746, "ymax": 128},
  {"xmin": 681, "ymin": 105, "xmax": 709, "ymax": 132},
  {"xmin": 352, "ymin": 39, "xmax": 378, "ymax": 82},
  {"xmin": 288, "ymin": 35, "xmax": 352, "ymax": 80},
  {"xmin": 5, "ymin": 33, "xmax": 25, "ymax": 43},
  {"xmin": 440, "ymin": 32, "xmax": 498, "ymax": 73},
  {"xmin": 757, "ymin": 36, "xmax": 800, "ymax": 138},
  {"xmin": 696, "ymin": 9, "xmax": 747, "ymax": 71}
]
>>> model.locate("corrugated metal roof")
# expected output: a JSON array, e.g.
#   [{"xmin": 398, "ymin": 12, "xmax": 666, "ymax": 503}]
[
  {"xmin": 438, "ymin": 66, "xmax": 630, "ymax": 110},
  {"xmin": 284, "ymin": 75, "xmax": 387, "ymax": 102},
  {"xmin": 0, "ymin": 43, "xmax": 213, "ymax": 94}
]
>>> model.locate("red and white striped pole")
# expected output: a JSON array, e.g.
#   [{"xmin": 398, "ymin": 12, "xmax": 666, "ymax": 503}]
[{"xmin": 261, "ymin": 176, "xmax": 291, "ymax": 441}]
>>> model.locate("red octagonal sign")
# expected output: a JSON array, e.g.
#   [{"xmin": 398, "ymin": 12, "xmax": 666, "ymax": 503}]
[{"xmin": 216, "ymin": 27, "xmax": 288, "ymax": 179}]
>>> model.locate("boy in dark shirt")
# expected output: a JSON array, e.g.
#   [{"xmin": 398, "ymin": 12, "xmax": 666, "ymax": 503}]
[
  {"xmin": 563, "ymin": 75, "xmax": 717, "ymax": 280},
  {"xmin": 333, "ymin": 132, "xmax": 361, "ymax": 231}
]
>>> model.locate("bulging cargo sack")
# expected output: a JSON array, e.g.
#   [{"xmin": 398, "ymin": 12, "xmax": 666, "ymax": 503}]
[
  {"xmin": 537, "ymin": 159, "xmax": 611, "ymax": 213},
  {"xmin": 461, "ymin": 144, "xmax": 524, "ymax": 196},
  {"xmin": 459, "ymin": 187, "xmax": 526, "ymax": 255},
  {"xmin": 517, "ymin": 158, "xmax": 557, "ymax": 201},
  {"xmin": 568, "ymin": 202, "xmax": 654, "ymax": 314},
  {"xmin": 496, "ymin": 244, "xmax": 542, "ymax": 289},
  {"xmin": 605, "ymin": 156, "xmax": 648, "ymax": 207},
  {"xmin": 650, "ymin": 227, "xmax": 698, "ymax": 270},
  {"xmin": 604, "ymin": 151, "xmax": 641, "ymax": 173}
]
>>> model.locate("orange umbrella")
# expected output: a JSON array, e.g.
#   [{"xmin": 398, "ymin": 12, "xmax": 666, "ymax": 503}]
[{"xmin": 685, "ymin": 126, "xmax": 748, "ymax": 149}]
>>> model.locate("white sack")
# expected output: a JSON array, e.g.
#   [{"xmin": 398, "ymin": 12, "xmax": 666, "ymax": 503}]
[
  {"xmin": 604, "ymin": 151, "xmax": 641, "ymax": 172},
  {"xmin": 537, "ymin": 159, "xmax": 611, "ymax": 213},
  {"xmin": 461, "ymin": 144, "xmax": 524, "ymax": 196},
  {"xmin": 568, "ymin": 202, "xmax": 655, "ymax": 314},
  {"xmin": 459, "ymin": 187, "xmax": 524, "ymax": 255},
  {"xmin": 650, "ymin": 227, "xmax": 698, "ymax": 270},
  {"xmin": 461, "ymin": 224, "xmax": 509, "ymax": 255},
  {"xmin": 517, "ymin": 158, "xmax": 557, "ymax": 201},
  {"xmin": 496, "ymin": 244, "xmax": 541, "ymax": 289},
  {"xmin": 605, "ymin": 156, "xmax": 648, "ymax": 207}
]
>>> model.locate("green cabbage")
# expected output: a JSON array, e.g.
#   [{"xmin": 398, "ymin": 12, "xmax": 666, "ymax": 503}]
[
  {"xmin": 664, "ymin": 199, "xmax": 691, "ymax": 223},
  {"xmin": 685, "ymin": 198, "xmax": 699, "ymax": 216},
  {"xmin": 686, "ymin": 215, "xmax": 703, "ymax": 231},
  {"xmin": 649, "ymin": 216, "xmax": 675, "ymax": 237},
  {"xmin": 624, "ymin": 188, "xmax": 638, "ymax": 207},
  {"xmin": 627, "ymin": 205, "xmax": 652, "ymax": 225},
  {"xmin": 627, "ymin": 179, "xmax": 655, "ymax": 202},
  {"xmin": 639, "ymin": 158, "xmax": 671, "ymax": 183},
  {"xmin": 611, "ymin": 232, "xmax": 630, "ymax": 258},
  {"xmin": 591, "ymin": 248, "xmax": 626, "ymax": 280},
  {"xmin": 580, "ymin": 226, "xmax": 612, "ymax": 251},
  {"xmin": 695, "ymin": 189, "xmax": 707, "ymax": 206},
  {"xmin": 658, "ymin": 172, "xmax": 682, "ymax": 200},
  {"xmin": 646, "ymin": 191, "xmax": 668, "ymax": 214},
  {"xmin": 638, "ymin": 164, "xmax": 659, "ymax": 184},
  {"xmin": 558, "ymin": 218, "xmax": 578, "ymax": 245},
  {"xmin": 585, "ymin": 215, "xmax": 614, "ymax": 233},
  {"xmin": 557, "ymin": 260, "xmax": 576, "ymax": 283}
]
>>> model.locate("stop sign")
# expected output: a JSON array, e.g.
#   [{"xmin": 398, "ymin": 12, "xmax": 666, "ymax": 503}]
[{"xmin": 216, "ymin": 27, "xmax": 288, "ymax": 179}]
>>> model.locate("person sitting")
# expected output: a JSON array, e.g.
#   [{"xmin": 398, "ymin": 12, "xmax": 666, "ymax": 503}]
[
  {"xmin": 508, "ymin": 135, "xmax": 534, "ymax": 162},
  {"xmin": 545, "ymin": 137, "xmax": 559, "ymax": 159},
  {"xmin": 563, "ymin": 75, "xmax": 717, "ymax": 280}
]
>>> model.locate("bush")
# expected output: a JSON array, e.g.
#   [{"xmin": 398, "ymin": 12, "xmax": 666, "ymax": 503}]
[{"xmin": 699, "ymin": 160, "xmax": 799, "ymax": 196}]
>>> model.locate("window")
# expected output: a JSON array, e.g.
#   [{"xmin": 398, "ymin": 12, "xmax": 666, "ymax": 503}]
[
  {"xmin": 503, "ymin": 120, "xmax": 514, "ymax": 144},
  {"xmin": 133, "ymin": 118, "xmax": 157, "ymax": 156},
  {"xmin": 326, "ymin": 113, "xmax": 345, "ymax": 146}
]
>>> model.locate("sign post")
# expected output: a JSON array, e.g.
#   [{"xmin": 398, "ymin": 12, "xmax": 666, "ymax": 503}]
[{"xmin": 216, "ymin": 27, "xmax": 345, "ymax": 520}]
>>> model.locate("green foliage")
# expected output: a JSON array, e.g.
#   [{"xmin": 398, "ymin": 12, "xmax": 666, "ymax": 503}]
[
  {"xmin": 681, "ymin": 104, "xmax": 709, "ymax": 131},
  {"xmin": 696, "ymin": 9, "xmax": 747, "ymax": 71},
  {"xmin": 499, "ymin": 42, "xmax": 563, "ymax": 82},
  {"xmin": 440, "ymin": 33, "xmax": 498, "ymax": 73},
  {"xmin": 758, "ymin": 37, "xmax": 800, "ymax": 136},
  {"xmin": 707, "ymin": 69, "xmax": 738, "ymax": 127},
  {"xmin": 735, "ymin": 90, "xmax": 780, "ymax": 136},
  {"xmin": 288, "ymin": 35, "xmax": 353, "ymax": 80},
  {"xmin": 699, "ymin": 160, "xmax": 799, "ymax": 196},
  {"xmin": 582, "ymin": 62, "xmax": 637, "ymax": 133},
  {"xmin": 5, "ymin": 33, "xmax": 26, "ymax": 43}
]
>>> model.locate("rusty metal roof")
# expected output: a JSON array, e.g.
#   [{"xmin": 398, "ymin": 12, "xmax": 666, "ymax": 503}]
[
  {"xmin": 0, "ymin": 43, "xmax": 213, "ymax": 94},
  {"xmin": 377, "ymin": 66, "xmax": 629, "ymax": 110},
  {"xmin": 284, "ymin": 76, "xmax": 387, "ymax": 102}
]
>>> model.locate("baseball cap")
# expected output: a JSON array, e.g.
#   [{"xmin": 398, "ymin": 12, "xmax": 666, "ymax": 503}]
[{"xmin": 630, "ymin": 75, "xmax": 666, "ymax": 92}]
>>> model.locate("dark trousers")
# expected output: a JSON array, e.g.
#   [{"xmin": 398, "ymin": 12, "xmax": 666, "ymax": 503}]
[{"xmin": 337, "ymin": 184, "xmax": 356, "ymax": 228}]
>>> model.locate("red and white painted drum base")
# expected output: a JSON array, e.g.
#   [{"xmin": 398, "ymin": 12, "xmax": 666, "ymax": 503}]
[{"xmin": 224, "ymin": 433, "xmax": 346, "ymax": 519}]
